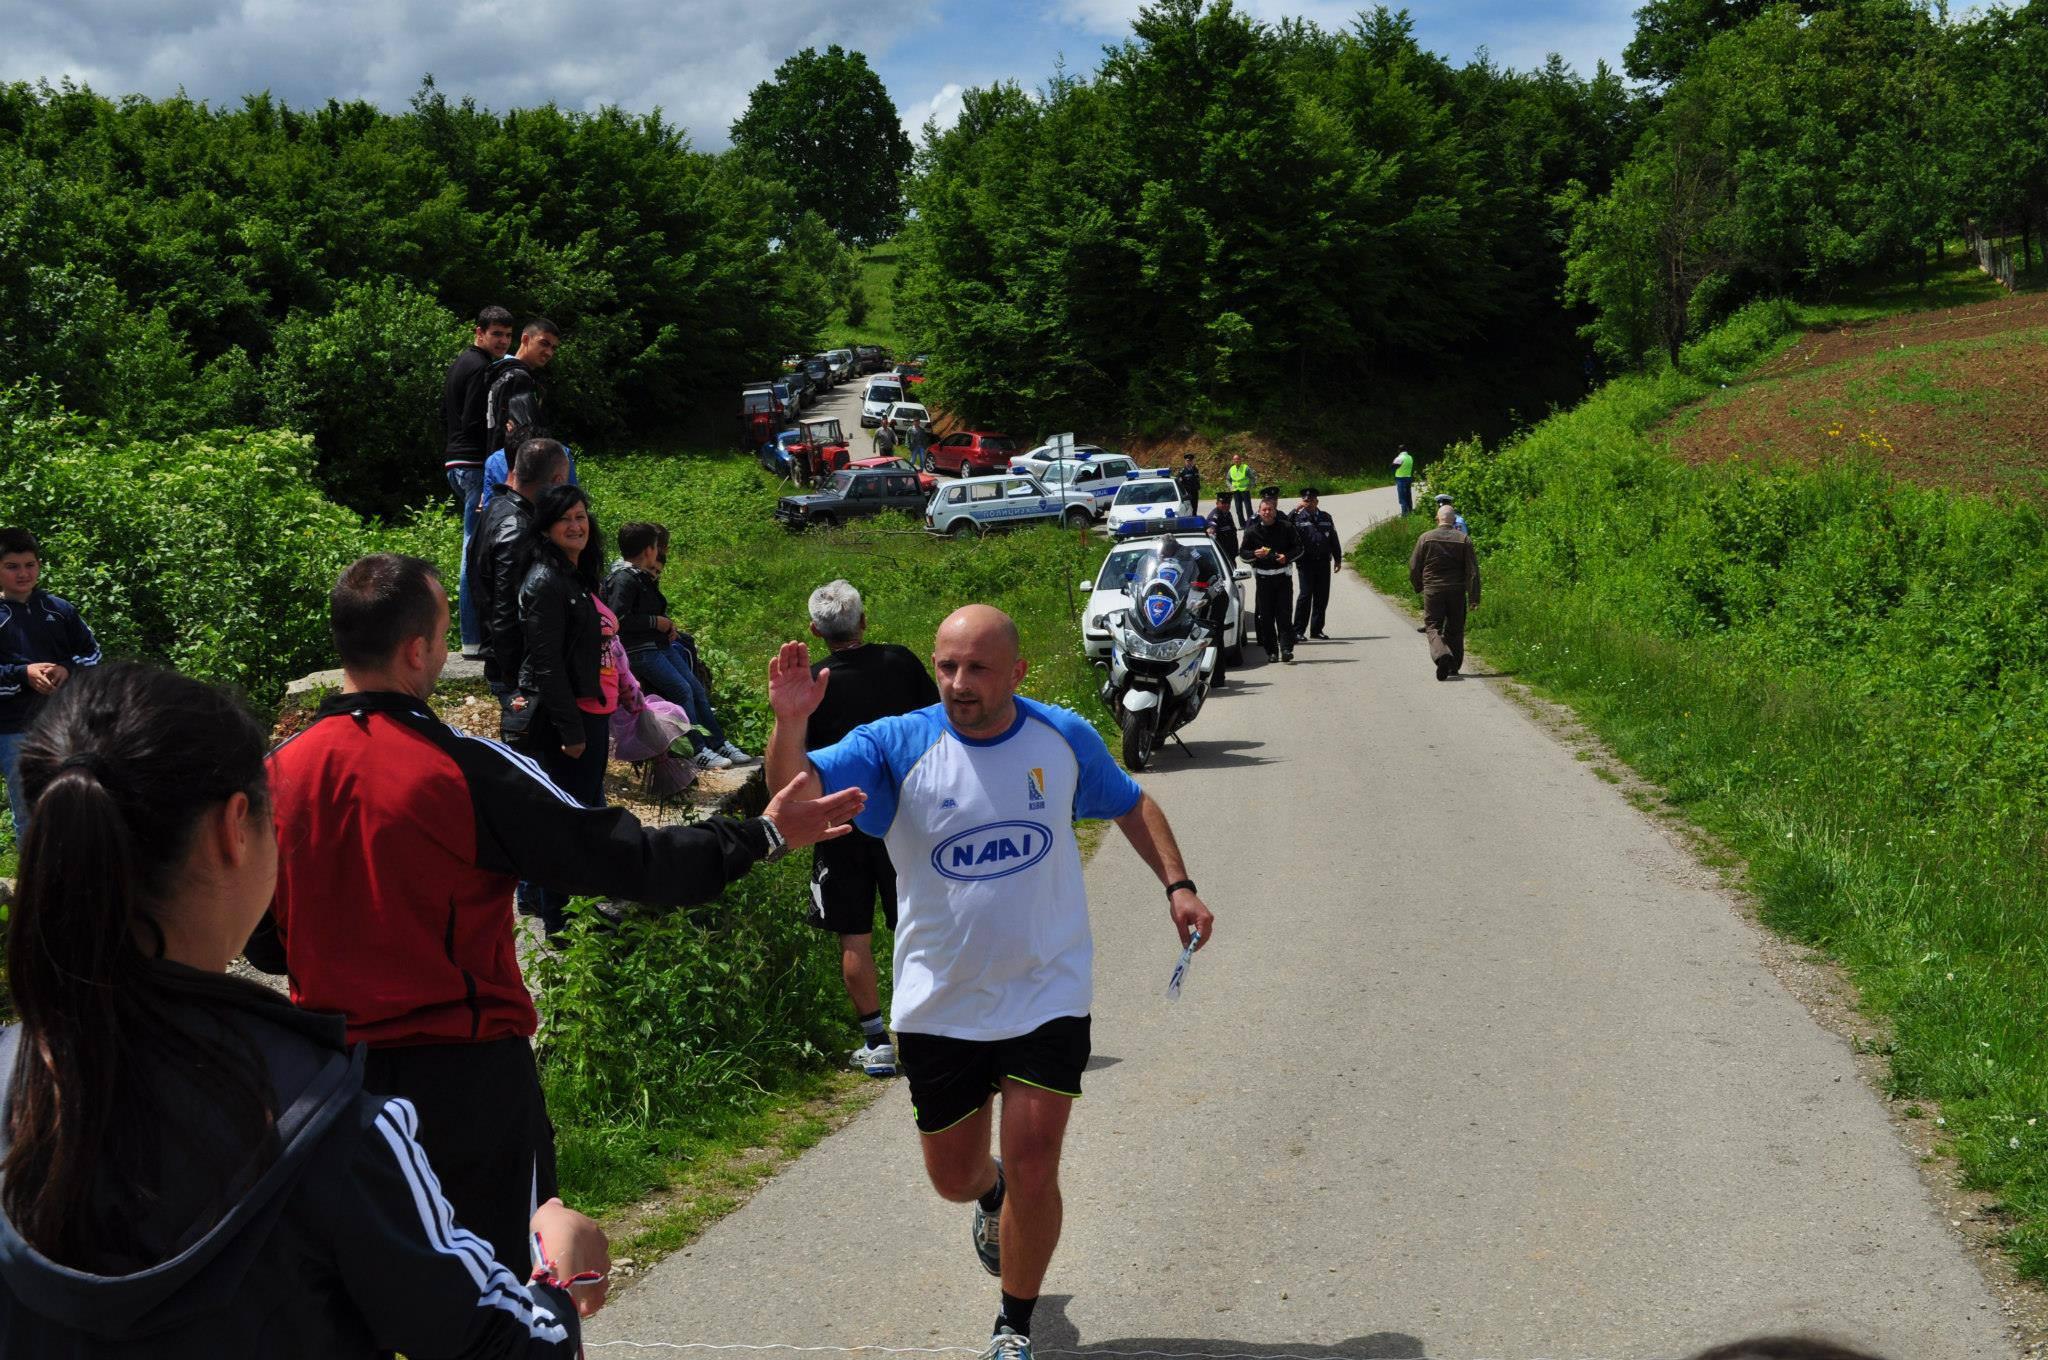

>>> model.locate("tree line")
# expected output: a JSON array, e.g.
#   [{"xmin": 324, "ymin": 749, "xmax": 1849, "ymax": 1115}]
[
  {"xmin": 898, "ymin": 0, "xmax": 2048, "ymax": 436},
  {"xmin": 0, "ymin": 51, "xmax": 910, "ymax": 517}
]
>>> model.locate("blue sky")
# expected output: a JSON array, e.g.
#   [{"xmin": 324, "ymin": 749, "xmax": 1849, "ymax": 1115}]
[{"xmin": 0, "ymin": 1, "xmax": 1640, "ymax": 149}]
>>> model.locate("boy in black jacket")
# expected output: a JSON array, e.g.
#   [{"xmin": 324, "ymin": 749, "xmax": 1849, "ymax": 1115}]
[
  {"xmin": 601, "ymin": 522, "xmax": 753, "ymax": 770},
  {"xmin": 0, "ymin": 527, "xmax": 100, "ymax": 839}
]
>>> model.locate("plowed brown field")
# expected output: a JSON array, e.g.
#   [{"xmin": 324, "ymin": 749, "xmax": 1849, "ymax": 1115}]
[{"xmin": 1663, "ymin": 291, "xmax": 2048, "ymax": 495}]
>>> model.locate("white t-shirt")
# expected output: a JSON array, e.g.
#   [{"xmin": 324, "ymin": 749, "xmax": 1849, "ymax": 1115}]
[{"xmin": 809, "ymin": 697, "xmax": 1143, "ymax": 1041}]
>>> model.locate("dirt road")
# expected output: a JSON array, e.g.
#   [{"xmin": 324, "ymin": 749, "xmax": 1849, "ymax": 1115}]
[{"xmin": 590, "ymin": 486, "xmax": 2012, "ymax": 1359}]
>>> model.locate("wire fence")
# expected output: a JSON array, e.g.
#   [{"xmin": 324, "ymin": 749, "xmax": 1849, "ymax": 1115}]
[{"xmin": 1962, "ymin": 213, "xmax": 2045, "ymax": 292}]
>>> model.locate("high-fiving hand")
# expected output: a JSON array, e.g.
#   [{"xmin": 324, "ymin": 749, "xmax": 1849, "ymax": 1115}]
[{"xmin": 768, "ymin": 639, "xmax": 831, "ymax": 723}]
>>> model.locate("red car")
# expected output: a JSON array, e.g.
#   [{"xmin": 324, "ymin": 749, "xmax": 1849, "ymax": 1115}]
[
  {"xmin": 929, "ymin": 430, "xmax": 1019, "ymax": 478},
  {"xmin": 848, "ymin": 455, "xmax": 938, "ymax": 495}
]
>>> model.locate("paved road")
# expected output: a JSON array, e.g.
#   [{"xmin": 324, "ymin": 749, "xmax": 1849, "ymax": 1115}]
[{"xmin": 592, "ymin": 486, "xmax": 2011, "ymax": 1360}]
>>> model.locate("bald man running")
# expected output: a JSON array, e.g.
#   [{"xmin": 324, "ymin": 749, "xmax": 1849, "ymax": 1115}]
[{"xmin": 767, "ymin": 605, "xmax": 1214, "ymax": 1360}]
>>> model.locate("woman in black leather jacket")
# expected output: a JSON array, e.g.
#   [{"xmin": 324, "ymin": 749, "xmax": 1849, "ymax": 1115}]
[{"xmin": 0, "ymin": 662, "xmax": 606, "ymax": 1357}]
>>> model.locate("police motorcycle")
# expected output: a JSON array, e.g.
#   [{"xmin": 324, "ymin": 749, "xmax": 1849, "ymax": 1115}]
[{"xmin": 1094, "ymin": 538, "xmax": 1226, "ymax": 771}]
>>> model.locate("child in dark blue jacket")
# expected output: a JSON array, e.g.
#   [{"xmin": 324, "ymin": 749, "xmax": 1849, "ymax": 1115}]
[{"xmin": 0, "ymin": 527, "xmax": 100, "ymax": 840}]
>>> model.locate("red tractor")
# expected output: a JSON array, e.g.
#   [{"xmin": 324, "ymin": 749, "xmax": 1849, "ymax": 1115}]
[
  {"xmin": 785, "ymin": 418, "xmax": 852, "ymax": 485},
  {"xmin": 740, "ymin": 387, "xmax": 780, "ymax": 451}
]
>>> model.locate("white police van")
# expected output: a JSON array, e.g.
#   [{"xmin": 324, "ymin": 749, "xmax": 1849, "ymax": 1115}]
[{"xmin": 925, "ymin": 472, "xmax": 1099, "ymax": 537}]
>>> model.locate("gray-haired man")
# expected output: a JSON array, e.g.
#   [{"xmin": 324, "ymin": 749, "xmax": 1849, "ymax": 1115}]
[{"xmin": 803, "ymin": 580, "xmax": 941, "ymax": 1075}]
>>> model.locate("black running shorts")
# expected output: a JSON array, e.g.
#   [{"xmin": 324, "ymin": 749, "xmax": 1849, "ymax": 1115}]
[
  {"xmin": 807, "ymin": 831, "xmax": 899, "ymax": 936},
  {"xmin": 896, "ymin": 1015, "xmax": 1092, "ymax": 1135}
]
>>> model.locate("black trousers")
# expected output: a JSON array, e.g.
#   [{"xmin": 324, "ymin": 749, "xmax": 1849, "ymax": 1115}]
[
  {"xmin": 1423, "ymin": 588, "xmax": 1469, "ymax": 675},
  {"xmin": 1230, "ymin": 490, "xmax": 1253, "ymax": 523},
  {"xmin": 1253, "ymin": 572, "xmax": 1295, "ymax": 658},
  {"xmin": 363, "ymin": 1037, "xmax": 559, "ymax": 1277},
  {"xmin": 1293, "ymin": 557, "xmax": 1331, "ymax": 636},
  {"xmin": 528, "ymin": 707, "xmax": 611, "ymax": 932}
]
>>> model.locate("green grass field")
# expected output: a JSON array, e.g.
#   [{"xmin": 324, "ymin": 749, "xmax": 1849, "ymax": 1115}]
[{"xmin": 821, "ymin": 248, "xmax": 909, "ymax": 358}]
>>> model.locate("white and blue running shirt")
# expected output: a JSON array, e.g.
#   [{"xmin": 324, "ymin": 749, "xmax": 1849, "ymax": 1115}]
[{"xmin": 809, "ymin": 696, "xmax": 1143, "ymax": 1041}]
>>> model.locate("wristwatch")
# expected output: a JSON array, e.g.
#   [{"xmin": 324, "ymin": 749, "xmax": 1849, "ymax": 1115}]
[
  {"xmin": 1165, "ymin": 878, "xmax": 1197, "ymax": 900},
  {"xmin": 755, "ymin": 815, "xmax": 790, "ymax": 863}
]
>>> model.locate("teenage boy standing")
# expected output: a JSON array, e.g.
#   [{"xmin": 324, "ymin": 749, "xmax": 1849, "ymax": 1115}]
[{"xmin": 0, "ymin": 528, "xmax": 100, "ymax": 839}]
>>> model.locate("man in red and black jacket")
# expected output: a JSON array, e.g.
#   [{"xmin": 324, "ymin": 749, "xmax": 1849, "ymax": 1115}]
[{"xmin": 247, "ymin": 554, "xmax": 862, "ymax": 1279}]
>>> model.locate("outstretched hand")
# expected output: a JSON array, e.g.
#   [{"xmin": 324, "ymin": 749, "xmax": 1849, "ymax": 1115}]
[
  {"xmin": 768, "ymin": 640, "xmax": 829, "ymax": 722},
  {"xmin": 762, "ymin": 770, "xmax": 865, "ymax": 850}
]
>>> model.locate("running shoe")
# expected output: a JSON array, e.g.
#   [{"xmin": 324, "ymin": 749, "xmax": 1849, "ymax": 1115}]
[
  {"xmin": 972, "ymin": 1157, "xmax": 1003, "ymax": 1276},
  {"xmin": 716, "ymin": 740, "xmax": 757, "ymax": 765},
  {"xmin": 980, "ymin": 1327, "xmax": 1031, "ymax": 1360},
  {"xmin": 691, "ymin": 748, "xmax": 733, "ymax": 771},
  {"xmin": 852, "ymin": 1041, "xmax": 897, "ymax": 1078}
]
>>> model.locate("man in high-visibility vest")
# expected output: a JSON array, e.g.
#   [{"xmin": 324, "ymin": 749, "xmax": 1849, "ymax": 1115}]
[
  {"xmin": 1225, "ymin": 453, "xmax": 1255, "ymax": 524},
  {"xmin": 1392, "ymin": 447, "xmax": 1415, "ymax": 516}
]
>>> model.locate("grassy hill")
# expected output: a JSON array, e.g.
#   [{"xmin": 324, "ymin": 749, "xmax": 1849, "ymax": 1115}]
[{"xmin": 1352, "ymin": 262, "xmax": 2048, "ymax": 1281}]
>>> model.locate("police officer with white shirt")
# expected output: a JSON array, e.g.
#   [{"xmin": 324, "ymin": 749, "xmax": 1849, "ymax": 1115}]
[{"xmin": 764, "ymin": 605, "xmax": 1213, "ymax": 1360}]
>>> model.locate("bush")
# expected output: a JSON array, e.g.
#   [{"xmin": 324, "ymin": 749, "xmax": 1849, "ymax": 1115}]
[
  {"xmin": 261, "ymin": 278, "xmax": 468, "ymax": 518},
  {"xmin": 0, "ymin": 385, "xmax": 458, "ymax": 707}
]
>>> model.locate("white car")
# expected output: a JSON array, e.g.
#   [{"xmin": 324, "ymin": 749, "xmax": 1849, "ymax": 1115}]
[
  {"xmin": 861, "ymin": 379, "xmax": 906, "ymax": 428},
  {"xmin": 924, "ymin": 472, "xmax": 1098, "ymax": 536},
  {"xmin": 885, "ymin": 401, "xmax": 931, "ymax": 436},
  {"xmin": 1104, "ymin": 476, "xmax": 1195, "ymax": 536},
  {"xmin": 1007, "ymin": 450, "xmax": 1145, "ymax": 516},
  {"xmin": 827, "ymin": 348, "xmax": 856, "ymax": 383},
  {"xmin": 1080, "ymin": 536, "xmax": 1249, "ymax": 664}
]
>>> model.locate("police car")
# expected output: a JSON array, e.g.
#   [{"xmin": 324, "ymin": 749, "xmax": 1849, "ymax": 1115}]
[
  {"xmin": 1079, "ymin": 535, "xmax": 1249, "ymax": 664},
  {"xmin": 924, "ymin": 472, "xmax": 1098, "ymax": 537},
  {"xmin": 1104, "ymin": 476, "xmax": 1197, "ymax": 536},
  {"xmin": 1007, "ymin": 449, "xmax": 1154, "ymax": 518}
]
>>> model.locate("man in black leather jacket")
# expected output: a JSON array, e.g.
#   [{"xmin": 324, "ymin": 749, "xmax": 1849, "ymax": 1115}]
[{"xmin": 468, "ymin": 439, "xmax": 569, "ymax": 707}]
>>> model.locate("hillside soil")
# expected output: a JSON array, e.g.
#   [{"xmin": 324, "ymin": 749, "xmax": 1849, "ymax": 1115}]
[{"xmin": 1664, "ymin": 291, "xmax": 2048, "ymax": 495}]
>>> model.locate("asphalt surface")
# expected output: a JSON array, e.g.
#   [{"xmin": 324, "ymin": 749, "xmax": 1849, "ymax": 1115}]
[{"xmin": 590, "ymin": 485, "xmax": 2012, "ymax": 1360}]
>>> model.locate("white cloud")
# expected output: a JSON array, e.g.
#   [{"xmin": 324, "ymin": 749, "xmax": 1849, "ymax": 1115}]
[
  {"xmin": 901, "ymin": 81, "xmax": 967, "ymax": 136},
  {"xmin": 0, "ymin": 0, "xmax": 940, "ymax": 148}
]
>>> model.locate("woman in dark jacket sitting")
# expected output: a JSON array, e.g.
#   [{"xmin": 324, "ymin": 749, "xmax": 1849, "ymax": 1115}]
[{"xmin": 0, "ymin": 662, "xmax": 605, "ymax": 1357}]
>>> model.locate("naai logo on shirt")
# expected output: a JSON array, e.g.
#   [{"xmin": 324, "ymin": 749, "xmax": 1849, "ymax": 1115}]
[
  {"xmin": 1026, "ymin": 767, "xmax": 1046, "ymax": 810},
  {"xmin": 932, "ymin": 820, "xmax": 1055, "ymax": 882}
]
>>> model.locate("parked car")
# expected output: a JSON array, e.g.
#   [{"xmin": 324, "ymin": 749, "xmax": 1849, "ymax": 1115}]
[
  {"xmin": 1081, "ymin": 535, "xmax": 1249, "ymax": 665},
  {"xmin": 895, "ymin": 360, "xmax": 926, "ymax": 387},
  {"xmin": 1105, "ymin": 476, "xmax": 1200, "ymax": 536},
  {"xmin": 784, "ymin": 368, "xmax": 813, "ymax": 412},
  {"xmin": 759, "ymin": 427, "xmax": 803, "ymax": 477},
  {"xmin": 928, "ymin": 429, "xmax": 1020, "ymax": 477},
  {"xmin": 884, "ymin": 401, "xmax": 932, "ymax": 437},
  {"xmin": 776, "ymin": 466, "xmax": 930, "ymax": 529},
  {"xmin": 847, "ymin": 454, "xmax": 938, "ymax": 494},
  {"xmin": 855, "ymin": 344, "xmax": 888, "ymax": 374},
  {"xmin": 861, "ymin": 379, "xmax": 905, "ymax": 427},
  {"xmin": 826, "ymin": 348, "xmax": 856, "ymax": 383},
  {"xmin": 1009, "ymin": 449, "xmax": 1146, "ymax": 516},
  {"xmin": 803, "ymin": 356, "xmax": 833, "ymax": 389},
  {"xmin": 925, "ymin": 472, "xmax": 1097, "ymax": 537}
]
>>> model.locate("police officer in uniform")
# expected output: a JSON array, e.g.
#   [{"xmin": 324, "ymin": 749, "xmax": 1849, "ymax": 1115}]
[
  {"xmin": 1289, "ymin": 488, "xmax": 1340, "ymax": 640},
  {"xmin": 1238, "ymin": 489, "xmax": 1301, "ymax": 664}
]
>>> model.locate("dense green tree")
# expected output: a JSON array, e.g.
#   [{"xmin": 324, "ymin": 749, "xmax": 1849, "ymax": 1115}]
[{"xmin": 730, "ymin": 46, "xmax": 913, "ymax": 246}]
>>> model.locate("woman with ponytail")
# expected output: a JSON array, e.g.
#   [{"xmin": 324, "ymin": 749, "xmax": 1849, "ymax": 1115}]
[{"xmin": 0, "ymin": 662, "xmax": 601, "ymax": 1357}]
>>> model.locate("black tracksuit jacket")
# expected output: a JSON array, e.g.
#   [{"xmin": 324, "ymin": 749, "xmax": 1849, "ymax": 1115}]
[{"xmin": 0, "ymin": 964, "xmax": 581, "ymax": 1357}]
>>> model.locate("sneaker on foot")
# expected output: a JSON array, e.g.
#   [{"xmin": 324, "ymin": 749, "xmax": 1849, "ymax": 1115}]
[
  {"xmin": 980, "ymin": 1327, "xmax": 1031, "ymax": 1360},
  {"xmin": 691, "ymin": 748, "xmax": 733, "ymax": 771},
  {"xmin": 716, "ymin": 740, "xmax": 756, "ymax": 764},
  {"xmin": 852, "ymin": 1041, "xmax": 897, "ymax": 1078},
  {"xmin": 971, "ymin": 1157, "xmax": 1003, "ymax": 1277}
]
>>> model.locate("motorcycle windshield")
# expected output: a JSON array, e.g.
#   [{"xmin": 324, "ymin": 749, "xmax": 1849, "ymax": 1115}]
[{"xmin": 1127, "ymin": 549, "xmax": 1197, "ymax": 640}]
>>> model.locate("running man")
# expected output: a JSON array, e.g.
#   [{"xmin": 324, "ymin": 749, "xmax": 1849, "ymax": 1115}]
[{"xmin": 765, "ymin": 605, "xmax": 1214, "ymax": 1360}]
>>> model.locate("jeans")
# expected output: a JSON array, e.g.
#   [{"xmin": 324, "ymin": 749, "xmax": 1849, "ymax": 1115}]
[
  {"xmin": 1230, "ymin": 490, "xmax": 1253, "ymax": 524},
  {"xmin": 627, "ymin": 645, "xmax": 725, "ymax": 749},
  {"xmin": 448, "ymin": 466, "xmax": 486, "ymax": 648},
  {"xmin": 527, "ymin": 708, "xmax": 611, "ymax": 935},
  {"xmin": 0, "ymin": 729, "xmax": 28, "ymax": 845},
  {"xmin": 1396, "ymin": 477, "xmax": 1414, "ymax": 516}
]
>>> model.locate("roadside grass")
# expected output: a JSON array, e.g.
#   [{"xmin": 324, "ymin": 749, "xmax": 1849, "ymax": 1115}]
[
  {"xmin": 1352, "ymin": 288, "xmax": 2048, "ymax": 1280},
  {"xmin": 1797, "ymin": 243, "xmax": 2012, "ymax": 325},
  {"xmin": 530, "ymin": 446, "xmax": 1114, "ymax": 1222},
  {"xmin": 822, "ymin": 248, "xmax": 907, "ymax": 357}
]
